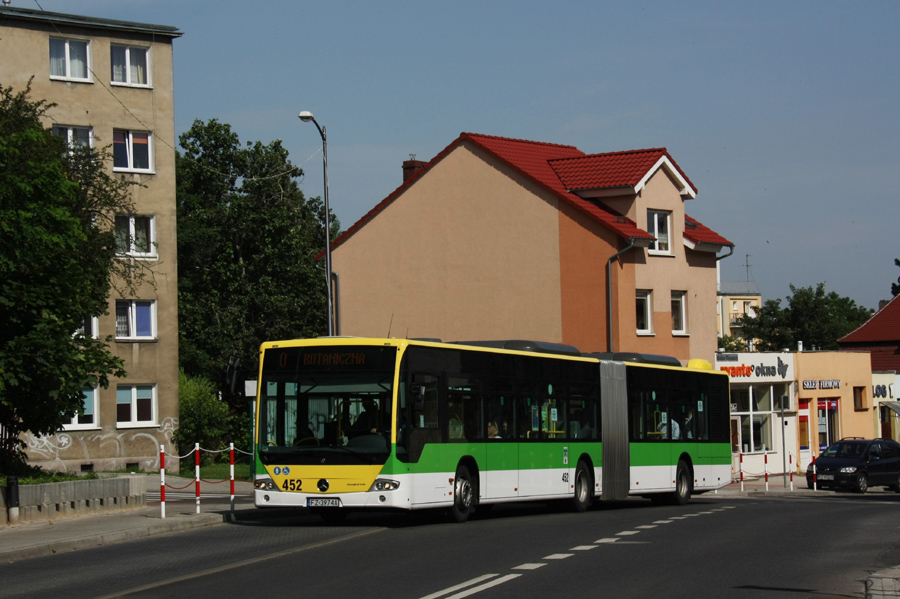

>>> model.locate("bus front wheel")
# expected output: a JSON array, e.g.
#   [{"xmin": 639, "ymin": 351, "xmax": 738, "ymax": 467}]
[
  {"xmin": 451, "ymin": 465, "xmax": 475, "ymax": 523},
  {"xmin": 572, "ymin": 461, "xmax": 593, "ymax": 512},
  {"xmin": 672, "ymin": 460, "xmax": 691, "ymax": 506}
]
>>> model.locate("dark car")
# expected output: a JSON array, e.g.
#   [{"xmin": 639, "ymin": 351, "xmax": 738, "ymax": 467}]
[{"xmin": 806, "ymin": 438, "xmax": 900, "ymax": 493}]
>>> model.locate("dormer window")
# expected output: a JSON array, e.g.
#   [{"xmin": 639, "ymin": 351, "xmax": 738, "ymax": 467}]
[{"xmin": 647, "ymin": 209, "xmax": 670, "ymax": 254}]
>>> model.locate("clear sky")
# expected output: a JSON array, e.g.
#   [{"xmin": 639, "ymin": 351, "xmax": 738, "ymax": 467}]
[{"xmin": 31, "ymin": 0, "xmax": 900, "ymax": 311}]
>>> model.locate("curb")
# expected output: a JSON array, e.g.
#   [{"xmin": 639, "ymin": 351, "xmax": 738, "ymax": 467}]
[{"xmin": 0, "ymin": 512, "xmax": 224, "ymax": 563}]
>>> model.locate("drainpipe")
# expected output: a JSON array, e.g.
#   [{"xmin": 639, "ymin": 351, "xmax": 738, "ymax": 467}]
[
  {"xmin": 607, "ymin": 237, "xmax": 640, "ymax": 353},
  {"xmin": 331, "ymin": 271, "xmax": 341, "ymax": 335},
  {"xmin": 716, "ymin": 245, "xmax": 735, "ymax": 261}
]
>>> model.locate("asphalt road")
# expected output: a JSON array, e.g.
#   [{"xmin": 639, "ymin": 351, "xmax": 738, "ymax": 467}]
[{"xmin": 3, "ymin": 491, "xmax": 899, "ymax": 599}]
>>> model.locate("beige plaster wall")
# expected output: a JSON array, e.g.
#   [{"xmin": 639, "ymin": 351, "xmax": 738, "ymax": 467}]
[
  {"xmin": 332, "ymin": 142, "xmax": 563, "ymax": 343},
  {"xmin": 796, "ymin": 351, "xmax": 876, "ymax": 444},
  {"xmin": 1, "ymin": 19, "xmax": 180, "ymax": 472}
]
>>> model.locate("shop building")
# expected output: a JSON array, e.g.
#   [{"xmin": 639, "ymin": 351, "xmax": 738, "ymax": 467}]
[{"xmin": 716, "ymin": 350, "xmax": 874, "ymax": 476}]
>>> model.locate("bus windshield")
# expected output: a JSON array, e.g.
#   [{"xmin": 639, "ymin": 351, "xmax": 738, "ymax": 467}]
[{"xmin": 257, "ymin": 345, "xmax": 396, "ymax": 466}]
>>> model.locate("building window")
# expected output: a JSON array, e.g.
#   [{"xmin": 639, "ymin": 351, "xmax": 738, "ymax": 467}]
[
  {"xmin": 671, "ymin": 291, "xmax": 687, "ymax": 334},
  {"xmin": 110, "ymin": 44, "xmax": 150, "ymax": 86},
  {"xmin": 49, "ymin": 38, "xmax": 91, "ymax": 82},
  {"xmin": 113, "ymin": 130, "xmax": 152, "ymax": 172},
  {"xmin": 636, "ymin": 290, "xmax": 652, "ymax": 334},
  {"xmin": 115, "ymin": 300, "xmax": 156, "ymax": 339},
  {"xmin": 854, "ymin": 386, "xmax": 867, "ymax": 411},
  {"xmin": 52, "ymin": 125, "xmax": 93, "ymax": 149},
  {"xmin": 732, "ymin": 383, "xmax": 784, "ymax": 453},
  {"xmin": 647, "ymin": 209, "xmax": 670, "ymax": 254},
  {"xmin": 116, "ymin": 384, "xmax": 156, "ymax": 426},
  {"xmin": 75, "ymin": 316, "xmax": 99, "ymax": 340},
  {"xmin": 115, "ymin": 215, "xmax": 156, "ymax": 257},
  {"xmin": 63, "ymin": 387, "xmax": 98, "ymax": 430}
]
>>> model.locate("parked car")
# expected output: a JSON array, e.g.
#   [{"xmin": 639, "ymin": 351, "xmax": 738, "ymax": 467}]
[{"xmin": 806, "ymin": 438, "xmax": 900, "ymax": 493}]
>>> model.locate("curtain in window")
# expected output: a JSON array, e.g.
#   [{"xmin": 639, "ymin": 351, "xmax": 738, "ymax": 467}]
[
  {"xmin": 69, "ymin": 40, "xmax": 88, "ymax": 79},
  {"xmin": 111, "ymin": 46, "xmax": 127, "ymax": 82},
  {"xmin": 115, "ymin": 301, "xmax": 130, "ymax": 337},
  {"xmin": 132, "ymin": 133, "xmax": 150, "ymax": 169},
  {"xmin": 129, "ymin": 48, "xmax": 148, "ymax": 85},
  {"xmin": 135, "ymin": 302, "xmax": 152, "ymax": 337},
  {"xmin": 136, "ymin": 386, "xmax": 152, "ymax": 421},
  {"xmin": 79, "ymin": 388, "xmax": 94, "ymax": 424},
  {"xmin": 72, "ymin": 127, "xmax": 90, "ymax": 147},
  {"xmin": 114, "ymin": 215, "xmax": 130, "ymax": 253},
  {"xmin": 134, "ymin": 217, "xmax": 151, "ymax": 253},
  {"xmin": 50, "ymin": 39, "xmax": 66, "ymax": 76}
]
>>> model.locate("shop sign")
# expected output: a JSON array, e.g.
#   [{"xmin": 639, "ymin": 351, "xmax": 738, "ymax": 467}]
[
  {"xmin": 817, "ymin": 399, "xmax": 838, "ymax": 411},
  {"xmin": 804, "ymin": 380, "xmax": 841, "ymax": 390},
  {"xmin": 715, "ymin": 353, "xmax": 792, "ymax": 381},
  {"xmin": 874, "ymin": 385, "xmax": 892, "ymax": 399}
]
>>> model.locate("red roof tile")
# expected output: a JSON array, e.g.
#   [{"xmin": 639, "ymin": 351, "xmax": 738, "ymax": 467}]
[
  {"xmin": 684, "ymin": 215, "xmax": 733, "ymax": 247},
  {"xmin": 548, "ymin": 148, "xmax": 697, "ymax": 197},
  {"xmin": 839, "ymin": 294, "xmax": 900, "ymax": 344},
  {"xmin": 327, "ymin": 132, "xmax": 729, "ymax": 254}
]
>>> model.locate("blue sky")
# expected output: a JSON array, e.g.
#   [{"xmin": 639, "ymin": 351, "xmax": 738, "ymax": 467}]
[{"xmin": 33, "ymin": 0, "xmax": 900, "ymax": 311}]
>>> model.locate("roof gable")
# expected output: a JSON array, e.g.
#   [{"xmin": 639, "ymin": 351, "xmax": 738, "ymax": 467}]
[
  {"xmin": 328, "ymin": 132, "xmax": 730, "ymax": 254},
  {"xmin": 548, "ymin": 148, "xmax": 697, "ymax": 199},
  {"xmin": 839, "ymin": 294, "xmax": 900, "ymax": 344}
]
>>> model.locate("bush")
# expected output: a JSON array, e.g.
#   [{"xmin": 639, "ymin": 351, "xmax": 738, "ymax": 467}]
[{"xmin": 173, "ymin": 369, "xmax": 229, "ymax": 467}]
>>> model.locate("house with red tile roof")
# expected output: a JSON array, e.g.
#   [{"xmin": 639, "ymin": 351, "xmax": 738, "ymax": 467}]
[
  {"xmin": 329, "ymin": 133, "xmax": 733, "ymax": 363},
  {"xmin": 838, "ymin": 295, "xmax": 900, "ymax": 372}
]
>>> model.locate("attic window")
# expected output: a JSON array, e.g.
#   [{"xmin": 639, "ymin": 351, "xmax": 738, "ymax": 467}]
[{"xmin": 647, "ymin": 210, "xmax": 670, "ymax": 254}]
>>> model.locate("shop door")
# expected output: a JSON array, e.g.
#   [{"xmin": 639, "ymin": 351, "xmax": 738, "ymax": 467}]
[
  {"xmin": 731, "ymin": 416, "xmax": 741, "ymax": 473},
  {"xmin": 817, "ymin": 399, "xmax": 839, "ymax": 451}
]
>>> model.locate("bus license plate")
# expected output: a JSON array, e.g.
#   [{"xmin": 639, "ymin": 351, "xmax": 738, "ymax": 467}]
[
  {"xmin": 818, "ymin": 474, "xmax": 834, "ymax": 481},
  {"xmin": 308, "ymin": 498, "xmax": 341, "ymax": 508}
]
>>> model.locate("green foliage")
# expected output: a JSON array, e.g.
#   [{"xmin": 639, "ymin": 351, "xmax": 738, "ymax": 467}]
[
  {"xmin": 176, "ymin": 119, "xmax": 338, "ymax": 443},
  {"xmin": 734, "ymin": 282, "xmax": 873, "ymax": 352},
  {"xmin": 892, "ymin": 258, "xmax": 899, "ymax": 297},
  {"xmin": 173, "ymin": 369, "xmax": 229, "ymax": 466},
  {"xmin": 0, "ymin": 82, "xmax": 138, "ymax": 471},
  {"xmin": 717, "ymin": 335, "xmax": 748, "ymax": 352}
]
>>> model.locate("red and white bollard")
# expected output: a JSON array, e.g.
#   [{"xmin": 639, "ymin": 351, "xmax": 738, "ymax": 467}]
[
  {"xmin": 229, "ymin": 442, "xmax": 235, "ymax": 513},
  {"xmin": 789, "ymin": 453, "xmax": 794, "ymax": 491},
  {"xmin": 160, "ymin": 444, "xmax": 166, "ymax": 519},
  {"xmin": 740, "ymin": 452, "xmax": 744, "ymax": 492},
  {"xmin": 764, "ymin": 452, "xmax": 769, "ymax": 492},
  {"xmin": 195, "ymin": 442, "xmax": 201, "ymax": 514},
  {"xmin": 813, "ymin": 454, "xmax": 818, "ymax": 491}
]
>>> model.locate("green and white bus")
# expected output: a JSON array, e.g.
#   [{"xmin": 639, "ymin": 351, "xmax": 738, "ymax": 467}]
[{"xmin": 253, "ymin": 337, "xmax": 731, "ymax": 522}]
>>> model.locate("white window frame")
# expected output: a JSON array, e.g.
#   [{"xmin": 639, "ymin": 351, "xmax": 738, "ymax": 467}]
[
  {"xmin": 636, "ymin": 290, "xmax": 653, "ymax": 335},
  {"xmin": 63, "ymin": 386, "xmax": 100, "ymax": 431},
  {"xmin": 115, "ymin": 299, "xmax": 157, "ymax": 340},
  {"xmin": 49, "ymin": 37, "xmax": 92, "ymax": 83},
  {"xmin": 112, "ymin": 130, "xmax": 154, "ymax": 173},
  {"xmin": 116, "ymin": 384, "xmax": 157, "ymax": 427},
  {"xmin": 53, "ymin": 125, "xmax": 93, "ymax": 149},
  {"xmin": 672, "ymin": 291, "xmax": 687, "ymax": 335},
  {"xmin": 75, "ymin": 315, "xmax": 99, "ymax": 340},
  {"xmin": 647, "ymin": 209, "xmax": 671, "ymax": 255},
  {"xmin": 115, "ymin": 215, "xmax": 157, "ymax": 258},
  {"xmin": 110, "ymin": 44, "xmax": 151, "ymax": 87}
]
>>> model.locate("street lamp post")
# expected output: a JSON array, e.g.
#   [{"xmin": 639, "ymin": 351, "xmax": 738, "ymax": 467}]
[{"xmin": 298, "ymin": 110, "xmax": 333, "ymax": 336}]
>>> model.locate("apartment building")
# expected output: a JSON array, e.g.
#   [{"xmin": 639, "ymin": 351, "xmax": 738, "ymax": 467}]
[
  {"xmin": 716, "ymin": 281, "xmax": 762, "ymax": 342},
  {"xmin": 0, "ymin": 6, "xmax": 181, "ymax": 472},
  {"xmin": 330, "ymin": 133, "xmax": 733, "ymax": 363}
]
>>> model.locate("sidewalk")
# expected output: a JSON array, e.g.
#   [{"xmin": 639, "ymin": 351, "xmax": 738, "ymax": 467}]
[{"xmin": 1, "ymin": 474, "xmax": 896, "ymax": 597}]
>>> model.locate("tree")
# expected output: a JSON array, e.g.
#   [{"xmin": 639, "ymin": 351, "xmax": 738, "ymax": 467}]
[
  {"xmin": 717, "ymin": 335, "xmax": 747, "ymax": 352},
  {"xmin": 176, "ymin": 119, "xmax": 337, "ymax": 432},
  {"xmin": 0, "ymin": 82, "xmax": 139, "ymax": 470},
  {"xmin": 734, "ymin": 283, "xmax": 873, "ymax": 352},
  {"xmin": 173, "ymin": 369, "xmax": 229, "ymax": 468},
  {"xmin": 892, "ymin": 258, "xmax": 899, "ymax": 297}
]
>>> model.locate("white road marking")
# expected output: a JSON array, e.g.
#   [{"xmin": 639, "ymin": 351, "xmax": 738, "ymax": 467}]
[
  {"xmin": 512, "ymin": 563, "xmax": 546, "ymax": 570},
  {"xmin": 543, "ymin": 553, "xmax": 574, "ymax": 560},
  {"xmin": 636, "ymin": 524, "xmax": 657, "ymax": 529},
  {"xmin": 595, "ymin": 538, "xmax": 621, "ymax": 544},
  {"xmin": 653, "ymin": 520, "xmax": 673, "ymax": 524},
  {"xmin": 616, "ymin": 530, "xmax": 640, "ymax": 536},
  {"xmin": 569, "ymin": 545, "xmax": 597, "ymax": 551},
  {"xmin": 442, "ymin": 575, "xmax": 522, "ymax": 599},
  {"xmin": 419, "ymin": 574, "xmax": 501, "ymax": 599}
]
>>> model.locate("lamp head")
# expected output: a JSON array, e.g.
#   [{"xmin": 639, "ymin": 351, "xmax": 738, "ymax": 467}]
[{"xmin": 298, "ymin": 111, "xmax": 315, "ymax": 122}]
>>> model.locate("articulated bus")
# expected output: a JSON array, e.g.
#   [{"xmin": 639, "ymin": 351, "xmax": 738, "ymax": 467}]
[{"xmin": 253, "ymin": 337, "xmax": 731, "ymax": 522}]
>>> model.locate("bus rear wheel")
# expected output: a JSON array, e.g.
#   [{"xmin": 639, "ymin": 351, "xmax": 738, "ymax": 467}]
[
  {"xmin": 451, "ymin": 465, "xmax": 475, "ymax": 523},
  {"xmin": 572, "ymin": 461, "xmax": 593, "ymax": 512}
]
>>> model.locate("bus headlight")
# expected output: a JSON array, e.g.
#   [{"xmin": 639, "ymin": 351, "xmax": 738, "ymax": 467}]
[
  {"xmin": 255, "ymin": 479, "xmax": 278, "ymax": 491},
  {"xmin": 370, "ymin": 479, "xmax": 400, "ymax": 491}
]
